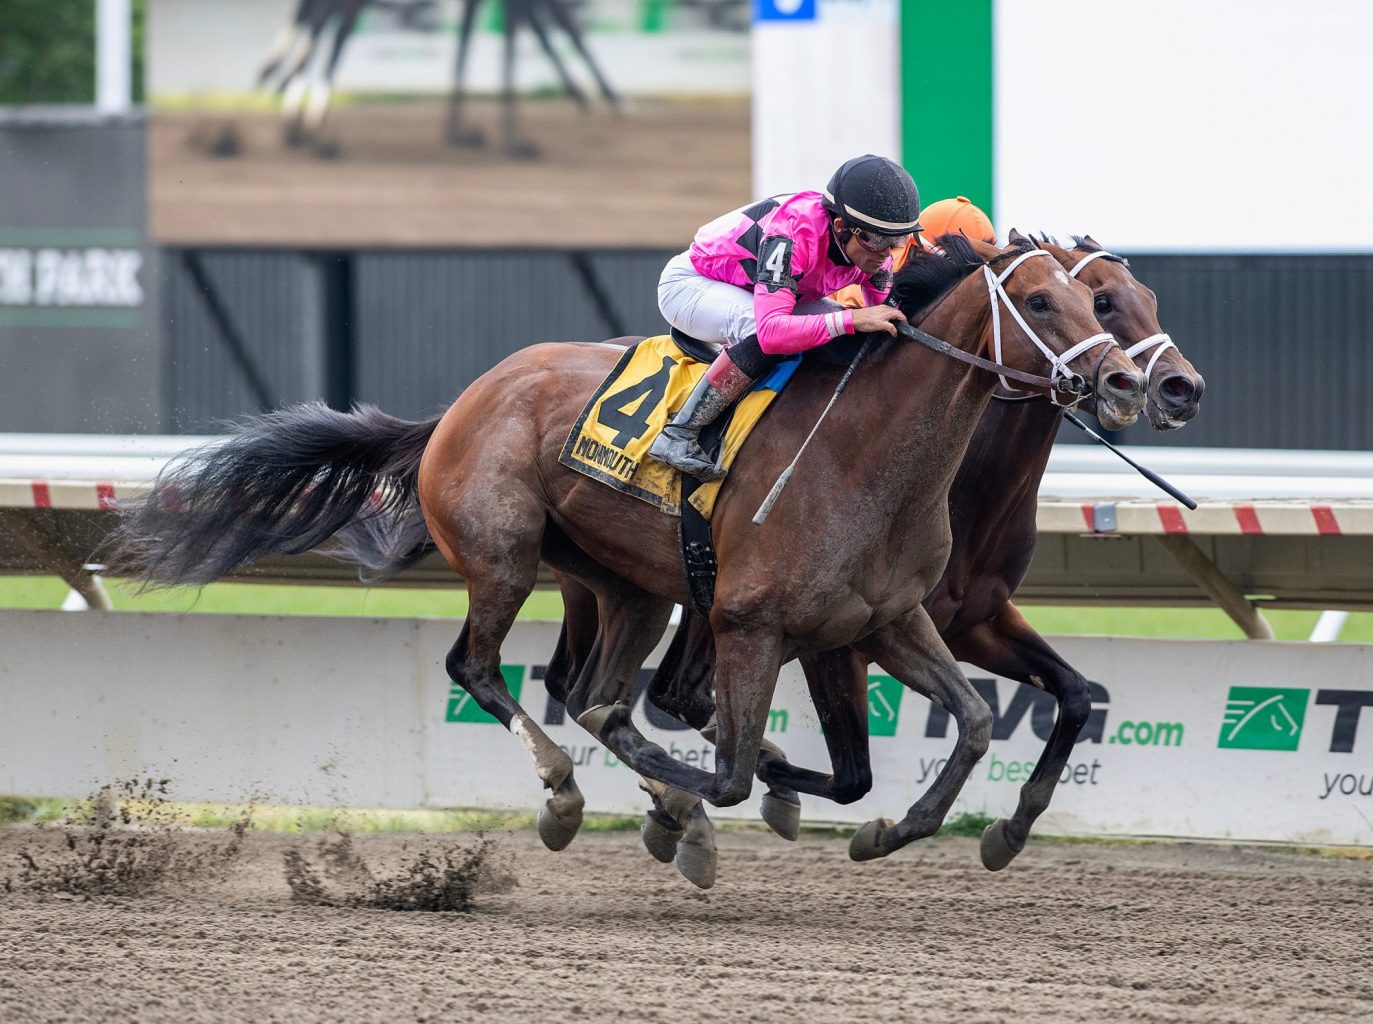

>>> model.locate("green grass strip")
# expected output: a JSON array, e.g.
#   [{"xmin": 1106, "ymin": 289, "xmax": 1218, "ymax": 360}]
[{"xmin": 5, "ymin": 575, "xmax": 1372, "ymax": 641}]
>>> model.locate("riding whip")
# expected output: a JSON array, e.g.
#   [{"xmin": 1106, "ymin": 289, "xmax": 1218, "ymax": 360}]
[
  {"xmin": 752, "ymin": 335, "xmax": 874, "ymax": 525},
  {"xmin": 1063, "ymin": 411, "xmax": 1198, "ymax": 509}
]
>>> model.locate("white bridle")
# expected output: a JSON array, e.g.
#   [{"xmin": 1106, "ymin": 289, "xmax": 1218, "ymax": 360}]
[
  {"xmin": 986, "ymin": 248, "xmax": 1117, "ymax": 406},
  {"xmin": 1067, "ymin": 249, "xmax": 1177, "ymax": 380}
]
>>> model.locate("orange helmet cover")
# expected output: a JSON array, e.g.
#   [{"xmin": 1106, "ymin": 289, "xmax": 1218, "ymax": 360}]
[{"xmin": 918, "ymin": 196, "xmax": 995, "ymax": 250}]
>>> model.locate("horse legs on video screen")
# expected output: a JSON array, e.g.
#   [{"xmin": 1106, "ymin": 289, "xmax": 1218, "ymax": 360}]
[
  {"xmin": 445, "ymin": 0, "xmax": 487, "ymax": 147},
  {"xmin": 943, "ymin": 601, "xmax": 1094, "ymax": 871},
  {"xmin": 846, "ymin": 606, "xmax": 992, "ymax": 862}
]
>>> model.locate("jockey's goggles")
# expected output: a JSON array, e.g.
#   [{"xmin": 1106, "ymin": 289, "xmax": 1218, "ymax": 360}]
[{"xmin": 850, "ymin": 226, "xmax": 913, "ymax": 253}]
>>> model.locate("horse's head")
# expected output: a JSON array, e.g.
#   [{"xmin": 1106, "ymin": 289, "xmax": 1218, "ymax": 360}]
[
  {"xmin": 1033, "ymin": 232, "xmax": 1206, "ymax": 430},
  {"xmin": 951, "ymin": 234, "xmax": 1146, "ymax": 429}
]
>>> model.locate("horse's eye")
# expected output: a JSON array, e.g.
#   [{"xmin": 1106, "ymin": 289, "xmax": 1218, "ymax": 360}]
[
  {"xmin": 1094, "ymin": 294, "xmax": 1113, "ymax": 314},
  {"xmin": 1028, "ymin": 295, "xmax": 1049, "ymax": 313}
]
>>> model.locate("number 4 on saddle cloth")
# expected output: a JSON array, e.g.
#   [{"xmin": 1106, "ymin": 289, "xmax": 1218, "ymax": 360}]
[{"xmin": 559, "ymin": 334, "xmax": 801, "ymax": 519}]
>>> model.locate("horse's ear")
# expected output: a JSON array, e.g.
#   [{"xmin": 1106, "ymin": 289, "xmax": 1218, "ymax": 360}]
[
  {"xmin": 1007, "ymin": 227, "xmax": 1030, "ymax": 246},
  {"xmin": 1081, "ymin": 233, "xmax": 1103, "ymax": 250}
]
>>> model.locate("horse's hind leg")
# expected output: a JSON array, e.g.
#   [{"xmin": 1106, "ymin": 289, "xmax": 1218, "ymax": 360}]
[
  {"xmin": 559, "ymin": 585, "xmax": 724, "ymax": 887},
  {"xmin": 848, "ymin": 607, "xmax": 992, "ymax": 862},
  {"xmin": 580, "ymin": 628, "xmax": 784, "ymax": 813},
  {"xmin": 947, "ymin": 602, "xmax": 1093, "ymax": 871},
  {"xmin": 543, "ymin": 572, "xmax": 596, "ymax": 707},
  {"xmin": 549, "ymin": 573, "xmax": 709, "ymax": 875},
  {"xmin": 435, "ymin": 487, "xmax": 586, "ymax": 850},
  {"xmin": 445, "ymin": 616, "xmax": 585, "ymax": 850},
  {"xmin": 748, "ymin": 646, "xmax": 875, "ymax": 818}
]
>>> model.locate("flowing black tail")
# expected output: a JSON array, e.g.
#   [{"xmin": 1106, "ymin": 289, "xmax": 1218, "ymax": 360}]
[{"xmin": 107, "ymin": 402, "xmax": 441, "ymax": 587}]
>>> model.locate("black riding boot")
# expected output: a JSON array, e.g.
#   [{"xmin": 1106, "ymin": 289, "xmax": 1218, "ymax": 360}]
[{"xmin": 649, "ymin": 348, "xmax": 756, "ymax": 481}]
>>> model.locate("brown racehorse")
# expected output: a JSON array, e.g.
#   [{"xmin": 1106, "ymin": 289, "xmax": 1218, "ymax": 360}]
[
  {"xmin": 109, "ymin": 236, "xmax": 1146, "ymax": 884},
  {"xmin": 588, "ymin": 232, "xmax": 1205, "ymax": 880}
]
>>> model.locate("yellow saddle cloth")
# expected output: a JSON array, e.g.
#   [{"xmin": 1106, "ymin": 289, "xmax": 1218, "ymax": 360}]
[{"xmin": 559, "ymin": 335, "xmax": 795, "ymax": 519}]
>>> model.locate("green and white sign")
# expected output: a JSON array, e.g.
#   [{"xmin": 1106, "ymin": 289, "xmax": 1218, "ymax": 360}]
[{"xmin": 1218, "ymin": 687, "xmax": 1309, "ymax": 752}]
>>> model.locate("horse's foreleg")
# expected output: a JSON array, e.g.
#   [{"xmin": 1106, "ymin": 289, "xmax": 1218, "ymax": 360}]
[
  {"xmin": 947, "ymin": 601, "xmax": 1093, "ymax": 871},
  {"xmin": 646, "ymin": 610, "xmax": 804, "ymax": 840},
  {"xmin": 579, "ymin": 629, "xmax": 781, "ymax": 810},
  {"xmin": 847, "ymin": 607, "xmax": 992, "ymax": 862}
]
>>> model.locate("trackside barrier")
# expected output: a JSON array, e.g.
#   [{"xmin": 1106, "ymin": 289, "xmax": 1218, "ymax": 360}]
[{"xmin": 2, "ymin": 611, "xmax": 1370, "ymax": 847}]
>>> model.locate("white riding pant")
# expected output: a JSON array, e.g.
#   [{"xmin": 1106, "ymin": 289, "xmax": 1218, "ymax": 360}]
[{"xmin": 657, "ymin": 251, "xmax": 841, "ymax": 349}]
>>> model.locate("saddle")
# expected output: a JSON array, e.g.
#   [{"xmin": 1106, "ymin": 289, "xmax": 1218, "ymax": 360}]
[
  {"xmin": 560, "ymin": 332, "xmax": 802, "ymax": 613},
  {"xmin": 558, "ymin": 333, "xmax": 799, "ymax": 520}
]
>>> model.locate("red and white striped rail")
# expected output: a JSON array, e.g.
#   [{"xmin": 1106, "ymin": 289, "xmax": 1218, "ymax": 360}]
[
  {"xmin": 3, "ymin": 435, "xmax": 1372, "ymax": 538},
  {"xmin": 1038, "ymin": 499, "xmax": 1373, "ymax": 537}
]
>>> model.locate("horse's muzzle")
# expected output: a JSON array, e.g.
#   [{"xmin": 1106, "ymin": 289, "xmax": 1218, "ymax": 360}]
[
  {"xmin": 1095, "ymin": 366, "xmax": 1148, "ymax": 431},
  {"xmin": 1147, "ymin": 370, "xmax": 1206, "ymax": 430}
]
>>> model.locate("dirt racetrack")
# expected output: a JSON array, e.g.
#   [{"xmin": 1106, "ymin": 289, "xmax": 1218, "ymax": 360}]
[{"xmin": 3, "ymin": 825, "xmax": 1371, "ymax": 1023}]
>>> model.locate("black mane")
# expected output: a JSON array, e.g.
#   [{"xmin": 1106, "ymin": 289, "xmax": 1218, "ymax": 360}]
[
  {"xmin": 1069, "ymin": 234, "xmax": 1128, "ymax": 267},
  {"xmin": 888, "ymin": 233, "xmax": 987, "ymax": 322}
]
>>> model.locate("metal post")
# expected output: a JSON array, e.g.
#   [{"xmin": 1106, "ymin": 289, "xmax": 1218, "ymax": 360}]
[
  {"xmin": 1154, "ymin": 534, "xmax": 1274, "ymax": 641},
  {"xmin": 1309, "ymin": 610, "xmax": 1349, "ymax": 643},
  {"xmin": 96, "ymin": 0, "xmax": 133, "ymax": 115}
]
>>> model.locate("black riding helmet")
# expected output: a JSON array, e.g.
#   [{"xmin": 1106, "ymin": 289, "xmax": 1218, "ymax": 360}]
[{"xmin": 821, "ymin": 154, "xmax": 922, "ymax": 236}]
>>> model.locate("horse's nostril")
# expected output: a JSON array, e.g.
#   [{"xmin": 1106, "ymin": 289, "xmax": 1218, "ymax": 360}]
[
  {"xmin": 1106, "ymin": 371, "xmax": 1142, "ymax": 395},
  {"xmin": 1160, "ymin": 375, "xmax": 1196, "ymax": 403}
]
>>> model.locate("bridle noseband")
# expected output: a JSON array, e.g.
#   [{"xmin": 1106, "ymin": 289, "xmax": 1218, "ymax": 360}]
[{"xmin": 986, "ymin": 248, "xmax": 1117, "ymax": 406}]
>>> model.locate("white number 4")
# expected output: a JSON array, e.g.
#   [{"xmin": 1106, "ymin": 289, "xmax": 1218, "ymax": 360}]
[{"xmin": 762, "ymin": 240, "xmax": 789, "ymax": 283}]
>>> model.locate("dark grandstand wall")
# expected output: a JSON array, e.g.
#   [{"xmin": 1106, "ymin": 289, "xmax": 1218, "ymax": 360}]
[
  {"xmin": 162, "ymin": 247, "xmax": 1372, "ymax": 450},
  {"xmin": 0, "ymin": 112, "xmax": 161, "ymax": 432}
]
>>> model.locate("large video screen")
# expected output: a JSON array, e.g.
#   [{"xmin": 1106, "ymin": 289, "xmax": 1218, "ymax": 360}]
[{"xmin": 147, "ymin": 0, "xmax": 752, "ymax": 247}]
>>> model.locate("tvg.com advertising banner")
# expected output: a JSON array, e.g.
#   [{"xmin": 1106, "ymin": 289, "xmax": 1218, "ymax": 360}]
[{"xmin": 429, "ymin": 627, "xmax": 1373, "ymax": 846}]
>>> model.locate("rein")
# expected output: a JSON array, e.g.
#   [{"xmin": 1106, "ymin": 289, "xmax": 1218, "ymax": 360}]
[
  {"xmin": 752, "ymin": 245, "xmax": 1119, "ymax": 524},
  {"xmin": 895, "ymin": 246, "xmax": 1120, "ymax": 403},
  {"xmin": 894, "ymin": 321, "xmax": 1089, "ymax": 400}
]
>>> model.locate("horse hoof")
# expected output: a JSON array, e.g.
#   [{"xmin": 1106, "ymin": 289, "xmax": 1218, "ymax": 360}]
[
  {"xmin": 979, "ymin": 818, "xmax": 1024, "ymax": 872},
  {"xmin": 537, "ymin": 780, "xmax": 584, "ymax": 852},
  {"xmin": 537, "ymin": 802, "xmax": 582, "ymax": 852},
  {"xmin": 760, "ymin": 791, "xmax": 801, "ymax": 841},
  {"xmin": 641, "ymin": 810, "xmax": 683, "ymax": 864},
  {"xmin": 675, "ymin": 841, "xmax": 717, "ymax": 889},
  {"xmin": 848, "ymin": 818, "xmax": 894, "ymax": 862}
]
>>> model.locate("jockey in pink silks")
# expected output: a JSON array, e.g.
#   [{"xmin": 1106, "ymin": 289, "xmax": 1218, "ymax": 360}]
[{"xmin": 650, "ymin": 154, "xmax": 922, "ymax": 480}]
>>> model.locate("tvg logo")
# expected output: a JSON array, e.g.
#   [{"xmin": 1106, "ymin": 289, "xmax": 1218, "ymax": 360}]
[
  {"xmin": 866, "ymin": 675, "xmax": 905, "ymax": 737},
  {"xmin": 446, "ymin": 664, "xmax": 524, "ymax": 723}
]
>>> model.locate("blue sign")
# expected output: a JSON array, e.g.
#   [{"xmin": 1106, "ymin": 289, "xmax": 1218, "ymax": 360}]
[{"xmin": 755, "ymin": 0, "xmax": 817, "ymax": 23}]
